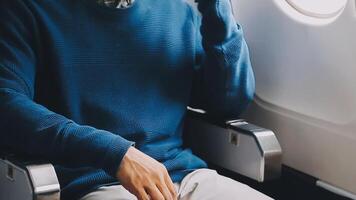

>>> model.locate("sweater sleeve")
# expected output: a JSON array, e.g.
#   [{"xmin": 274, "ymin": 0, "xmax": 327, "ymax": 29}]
[
  {"xmin": 0, "ymin": 0, "xmax": 133, "ymax": 177},
  {"xmin": 190, "ymin": 0, "xmax": 255, "ymax": 119}
]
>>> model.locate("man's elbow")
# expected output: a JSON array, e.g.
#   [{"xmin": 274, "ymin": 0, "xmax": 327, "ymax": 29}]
[
  {"xmin": 243, "ymin": 72, "xmax": 256, "ymax": 106},
  {"xmin": 205, "ymin": 50, "xmax": 256, "ymax": 119},
  {"xmin": 206, "ymin": 79, "xmax": 255, "ymax": 120},
  {"xmin": 225, "ymin": 65, "xmax": 256, "ymax": 117},
  {"xmin": 226, "ymin": 84, "xmax": 255, "ymax": 119},
  {"xmin": 226, "ymin": 42, "xmax": 255, "ymax": 119}
]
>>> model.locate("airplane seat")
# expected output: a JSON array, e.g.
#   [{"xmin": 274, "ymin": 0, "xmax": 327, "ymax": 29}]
[
  {"xmin": 0, "ymin": 155, "xmax": 60, "ymax": 200},
  {"xmin": 0, "ymin": 1, "xmax": 283, "ymax": 199},
  {"xmin": 0, "ymin": 108, "xmax": 282, "ymax": 200}
]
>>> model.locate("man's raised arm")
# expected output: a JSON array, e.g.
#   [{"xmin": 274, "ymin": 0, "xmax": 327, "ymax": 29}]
[{"xmin": 190, "ymin": 0, "xmax": 255, "ymax": 119}]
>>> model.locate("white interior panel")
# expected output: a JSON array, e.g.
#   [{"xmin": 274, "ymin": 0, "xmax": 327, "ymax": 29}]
[{"xmin": 233, "ymin": 0, "xmax": 356, "ymax": 195}]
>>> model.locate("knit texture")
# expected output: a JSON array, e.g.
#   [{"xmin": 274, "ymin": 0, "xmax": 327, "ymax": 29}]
[{"xmin": 0, "ymin": 0, "xmax": 255, "ymax": 199}]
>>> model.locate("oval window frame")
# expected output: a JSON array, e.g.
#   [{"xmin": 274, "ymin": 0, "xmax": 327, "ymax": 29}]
[{"xmin": 286, "ymin": 0, "xmax": 347, "ymax": 18}]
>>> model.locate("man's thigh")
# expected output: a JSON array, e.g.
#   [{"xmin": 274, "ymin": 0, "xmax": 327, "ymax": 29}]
[
  {"xmin": 80, "ymin": 169, "xmax": 273, "ymax": 200},
  {"xmin": 80, "ymin": 185, "xmax": 137, "ymax": 200},
  {"xmin": 177, "ymin": 169, "xmax": 273, "ymax": 200},
  {"xmin": 80, "ymin": 184, "xmax": 180, "ymax": 200}
]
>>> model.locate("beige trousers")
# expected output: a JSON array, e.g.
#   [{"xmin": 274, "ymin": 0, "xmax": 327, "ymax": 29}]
[{"xmin": 81, "ymin": 169, "xmax": 273, "ymax": 200}]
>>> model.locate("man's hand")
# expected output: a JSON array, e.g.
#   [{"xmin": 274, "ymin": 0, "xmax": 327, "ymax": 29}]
[{"xmin": 116, "ymin": 147, "xmax": 178, "ymax": 200}]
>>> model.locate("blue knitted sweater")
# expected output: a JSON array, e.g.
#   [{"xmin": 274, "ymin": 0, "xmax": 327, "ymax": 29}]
[{"xmin": 0, "ymin": 0, "xmax": 255, "ymax": 199}]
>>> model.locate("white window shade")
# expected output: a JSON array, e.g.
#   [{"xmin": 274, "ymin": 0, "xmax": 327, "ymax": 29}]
[{"xmin": 286, "ymin": 0, "xmax": 347, "ymax": 18}]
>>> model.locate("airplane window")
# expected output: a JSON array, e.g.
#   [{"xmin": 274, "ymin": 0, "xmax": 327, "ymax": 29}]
[{"xmin": 286, "ymin": 0, "xmax": 347, "ymax": 18}]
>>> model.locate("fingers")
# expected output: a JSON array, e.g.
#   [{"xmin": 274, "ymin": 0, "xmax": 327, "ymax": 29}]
[
  {"xmin": 135, "ymin": 188, "xmax": 150, "ymax": 200},
  {"xmin": 138, "ymin": 182, "xmax": 175, "ymax": 200},
  {"xmin": 156, "ymin": 182, "xmax": 174, "ymax": 200},
  {"xmin": 146, "ymin": 184, "xmax": 165, "ymax": 200},
  {"xmin": 117, "ymin": 148, "xmax": 178, "ymax": 200},
  {"xmin": 164, "ymin": 173, "xmax": 178, "ymax": 200},
  {"xmin": 155, "ymin": 164, "xmax": 177, "ymax": 200}
]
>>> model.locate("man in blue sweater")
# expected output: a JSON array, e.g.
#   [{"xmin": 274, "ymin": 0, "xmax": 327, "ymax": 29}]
[{"xmin": 0, "ymin": 0, "xmax": 272, "ymax": 199}]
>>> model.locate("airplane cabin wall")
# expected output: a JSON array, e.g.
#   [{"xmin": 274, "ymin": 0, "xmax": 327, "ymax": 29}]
[{"xmin": 233, "ymin": 0, "xmax": 356, "ymax": 195}]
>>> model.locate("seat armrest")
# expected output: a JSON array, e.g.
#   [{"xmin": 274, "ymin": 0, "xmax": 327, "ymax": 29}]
[
  {"xmin": 183, "ymin": 108, "xmax": 282, "ymax": 182},
  {"xmin": 0, "ymin": 152, "xmax": 60, "ymax": 200}
]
